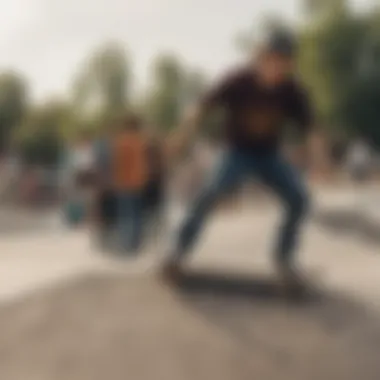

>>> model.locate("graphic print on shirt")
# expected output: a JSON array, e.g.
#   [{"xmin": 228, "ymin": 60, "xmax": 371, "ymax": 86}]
[{"xmin": 240, "ymin": 102, "xmax": 284, "ymax": 138}]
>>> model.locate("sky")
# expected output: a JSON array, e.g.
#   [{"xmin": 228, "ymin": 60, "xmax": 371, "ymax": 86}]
[{"xmin": 0, "ymin": 0, "xmax": 376, "ymax": 101}]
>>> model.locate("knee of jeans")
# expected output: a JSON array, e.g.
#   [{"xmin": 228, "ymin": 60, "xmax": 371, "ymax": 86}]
[
  {"xmin": 188, "ymin": 186, "xmax": 219, "ymax": 219},
  {"xmin": 288, "ymin": 190, "xmax": 310, "ymax": 220}
]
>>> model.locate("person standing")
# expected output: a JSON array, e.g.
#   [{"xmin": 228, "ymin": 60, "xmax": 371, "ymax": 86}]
[
  {"xmin": 113, "ymin": 115, "xmax": 148, "ymax": 254},
  {"xmin": 346, "ymin": 137, "xmax": 374, "ymax": 214},
  {"xmin": 346, "ymin": 138, "xmax": 372, "ymax": 184},
  {"xmin": 64, "ymin": 132, "xmax": 95, "ymax": 225},
  {"xmin": 144, "ymin": 134, "xmax": 166, "ymax": 242},
  {"xmin": 163, "ymin": 28, "xmax": 316, "ymax": 291},
  {"xmin": 93, "ymin": 128, "xmax": 117, "ymax": 249}
]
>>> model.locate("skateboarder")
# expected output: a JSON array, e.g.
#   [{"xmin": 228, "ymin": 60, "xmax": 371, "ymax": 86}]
[{"xmin": 163, "ymin": 28, "xmax": 316, "ymax": 290}]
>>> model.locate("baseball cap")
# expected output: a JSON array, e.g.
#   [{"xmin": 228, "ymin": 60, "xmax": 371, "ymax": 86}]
[{"xmin": 264, "ymin": 28, "xmax": 298, "ymax": 58}]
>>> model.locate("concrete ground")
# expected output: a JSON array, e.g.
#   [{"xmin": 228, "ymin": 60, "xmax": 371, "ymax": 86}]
[{"xmin": 0, "ymin": 187, "xmax": 379, "ymax": 379}]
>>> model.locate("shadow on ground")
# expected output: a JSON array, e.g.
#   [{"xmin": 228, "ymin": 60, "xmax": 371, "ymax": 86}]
[
  {"xmin": 0, "ymin": 272, "xmax": 379, "ymax": 380},
  {"xmin": 314, "ymin": 208, "xmax": 380, "ymax": 246},
  {"xmin": 175, "ymin": 270, "xmax": 322, "ymax": 301}
]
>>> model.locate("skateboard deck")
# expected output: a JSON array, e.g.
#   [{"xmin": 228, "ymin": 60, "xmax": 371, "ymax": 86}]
[{"xmin": 166, "ymin": 269, "xmax": 323, "ymax": 301}]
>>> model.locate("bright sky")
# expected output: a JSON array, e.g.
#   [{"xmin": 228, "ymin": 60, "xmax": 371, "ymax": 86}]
[{"xmin": 0, "ymin": 0, "xmax": 376, "ymax": 101}]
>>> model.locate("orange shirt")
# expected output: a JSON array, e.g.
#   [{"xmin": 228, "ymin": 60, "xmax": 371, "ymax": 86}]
[{"xmin": 113, "ymin": 132, "xmax": 148, "ymax": 191}]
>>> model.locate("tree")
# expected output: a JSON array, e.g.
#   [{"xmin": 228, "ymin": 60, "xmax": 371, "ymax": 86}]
[
  {"xmin": 72, "ymin": 41, "xmax": 131, "ymax": 133},
  {"xmin": 182, "ymin": 70, "xmax": 207, "ymax": 106},
  {"xmin": 303, "ymin": 0, "xmax": 347, "ymax": 20},
  {"xmin": 0, "ymin": 72, "xmax": 28, "ymax": 154},
  {"xmin": 298, "ymin": 3, "xmax": 363, "ymax": 121},
  {"xmin": 339, "ymin": 12, "xmax": 380, "ymax": 145},
  {"xmin": 298, "ymin": 0, "xmax": 380, "ymax": 146},
  {"xmin": 144, "ymin": 54, "xmax": 185, "ymax": 132},
  {"xmin": 17, "ymin": 101, "xmax": 72, "ymax": 166}
]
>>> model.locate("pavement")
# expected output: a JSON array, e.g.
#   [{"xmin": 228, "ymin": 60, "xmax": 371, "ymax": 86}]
[
  {"xmin": 0, "ymin": 186, "xmax": 379, "ymax": 308},
  {"xmin": 0, "ymin": 187, "xmax": 380, "ymax": 379}
]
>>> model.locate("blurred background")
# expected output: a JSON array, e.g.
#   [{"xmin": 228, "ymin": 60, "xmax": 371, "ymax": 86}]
[
  {"xmin": 0, "ymin": 0, "xmax": 380, "ymax": 209},
  {"xmin": 1, "ymin": 1, "xmax": 380, "ymax": 379}
]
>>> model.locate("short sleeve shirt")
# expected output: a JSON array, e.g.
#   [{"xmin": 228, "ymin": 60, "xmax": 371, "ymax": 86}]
[{"xmin": 202, "ymin": 68, "xmax": 313, "ymax": 152}]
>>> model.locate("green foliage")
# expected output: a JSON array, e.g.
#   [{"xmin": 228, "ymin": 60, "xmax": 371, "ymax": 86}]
[
  {"xmin": 142, "ymin": 55, "xmax": 207, "ymax": 134},
  {"xmin": 16, "ymin": 101, "xmax": 69, "ymax": 166},
  {"xmin": 71, "ymin": 41, "xmax": 130, "ymax": 132},
  {"xmin": 298, "ymin": 9, "xmax": 365, "ymax": 123},
  {"xmin": 183, "ymin": 70, "xmax": 207, "ymax": 106},
  {"xmin": 298, "ymin": 0, "xmax": 380, "ymax": 146},
  {"xmin": 144, "ymin": 54, "xmax": 185, "ymax": 132},
  {"xmin": 91, "ymin": 43, "xmax": 130, "ymax": 113},
  {"xmin": 0, "ymin": 71, "xmax": 28, "ymax": 153},
  {"xmin": 19, "ymin": 130, "xmax": 62, "ymax": 167}
]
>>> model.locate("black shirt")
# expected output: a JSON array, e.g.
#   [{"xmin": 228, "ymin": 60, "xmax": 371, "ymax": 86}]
[{"xmin": 202, "ymin": 68, "xmax": 313, "ymax": 152}]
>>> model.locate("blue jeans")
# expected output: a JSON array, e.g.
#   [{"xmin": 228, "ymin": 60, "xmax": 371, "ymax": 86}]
[
  {"xmin": 175, "ymin": 149, "xmax": 309, "ymax": 267},
  {"xmin": 117, "ymin": 191, "xmax": 143, "ymax": 252}
]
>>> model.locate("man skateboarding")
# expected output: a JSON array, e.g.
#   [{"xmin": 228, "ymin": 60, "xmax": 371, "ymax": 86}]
[{"xmin": 163, "ymin": 28, "xmax": 315, "ymax": 291}]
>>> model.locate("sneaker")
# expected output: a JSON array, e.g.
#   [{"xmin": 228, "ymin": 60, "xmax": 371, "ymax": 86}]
[
  {"xmin": 160, "ymin": 257, "xmax": 183, "ymax": 285},
  {"xmin": 276, "ymin": 264, "xmax": 310, "ymax": 298}
]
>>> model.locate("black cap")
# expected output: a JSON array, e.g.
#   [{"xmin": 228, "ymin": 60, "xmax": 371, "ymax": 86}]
[{"xmin": 264, "ymin": 28, "xmax": 298, "ymax": 58}]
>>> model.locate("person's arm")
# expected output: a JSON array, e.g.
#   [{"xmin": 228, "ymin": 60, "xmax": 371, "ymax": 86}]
[
  {"xmin": 165, "ymin": 70, "xmax": 239, "ymax": 162},
  {"xmin": 165, "ymin": 103, "xmax": 208, "ymax": 161}
]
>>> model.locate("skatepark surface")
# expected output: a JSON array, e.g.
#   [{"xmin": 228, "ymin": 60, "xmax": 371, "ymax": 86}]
[{"xmin": 0, "ymin": 187, "xmax": 379, "ymax": 379}]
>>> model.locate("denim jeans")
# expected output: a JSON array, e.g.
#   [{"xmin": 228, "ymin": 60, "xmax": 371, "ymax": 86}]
[
  {"xmin": 97, "ymin": 189, "xmax": 117, "ymax": 249},
  {"xmin": 174, "ymin": 148, "xmax": 309, "ymax": 267},
  {"xmin": 117, "ymin": 191, "xmax": 143, "ymax": 252}
]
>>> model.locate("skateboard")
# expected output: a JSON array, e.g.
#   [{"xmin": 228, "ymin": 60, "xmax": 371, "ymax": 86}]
[{"xmin": 161, "ymin": 268, "xmax": 322, "ymax": 301}]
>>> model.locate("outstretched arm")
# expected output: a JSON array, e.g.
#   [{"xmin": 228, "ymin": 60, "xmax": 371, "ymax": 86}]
[
  {"xmin": 164, "ymin": 69, "xmax": 240, "ymax": 164},
  {"xmin": 165, "ymin": 102, "xmax": 209, "ymax": 162}
]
